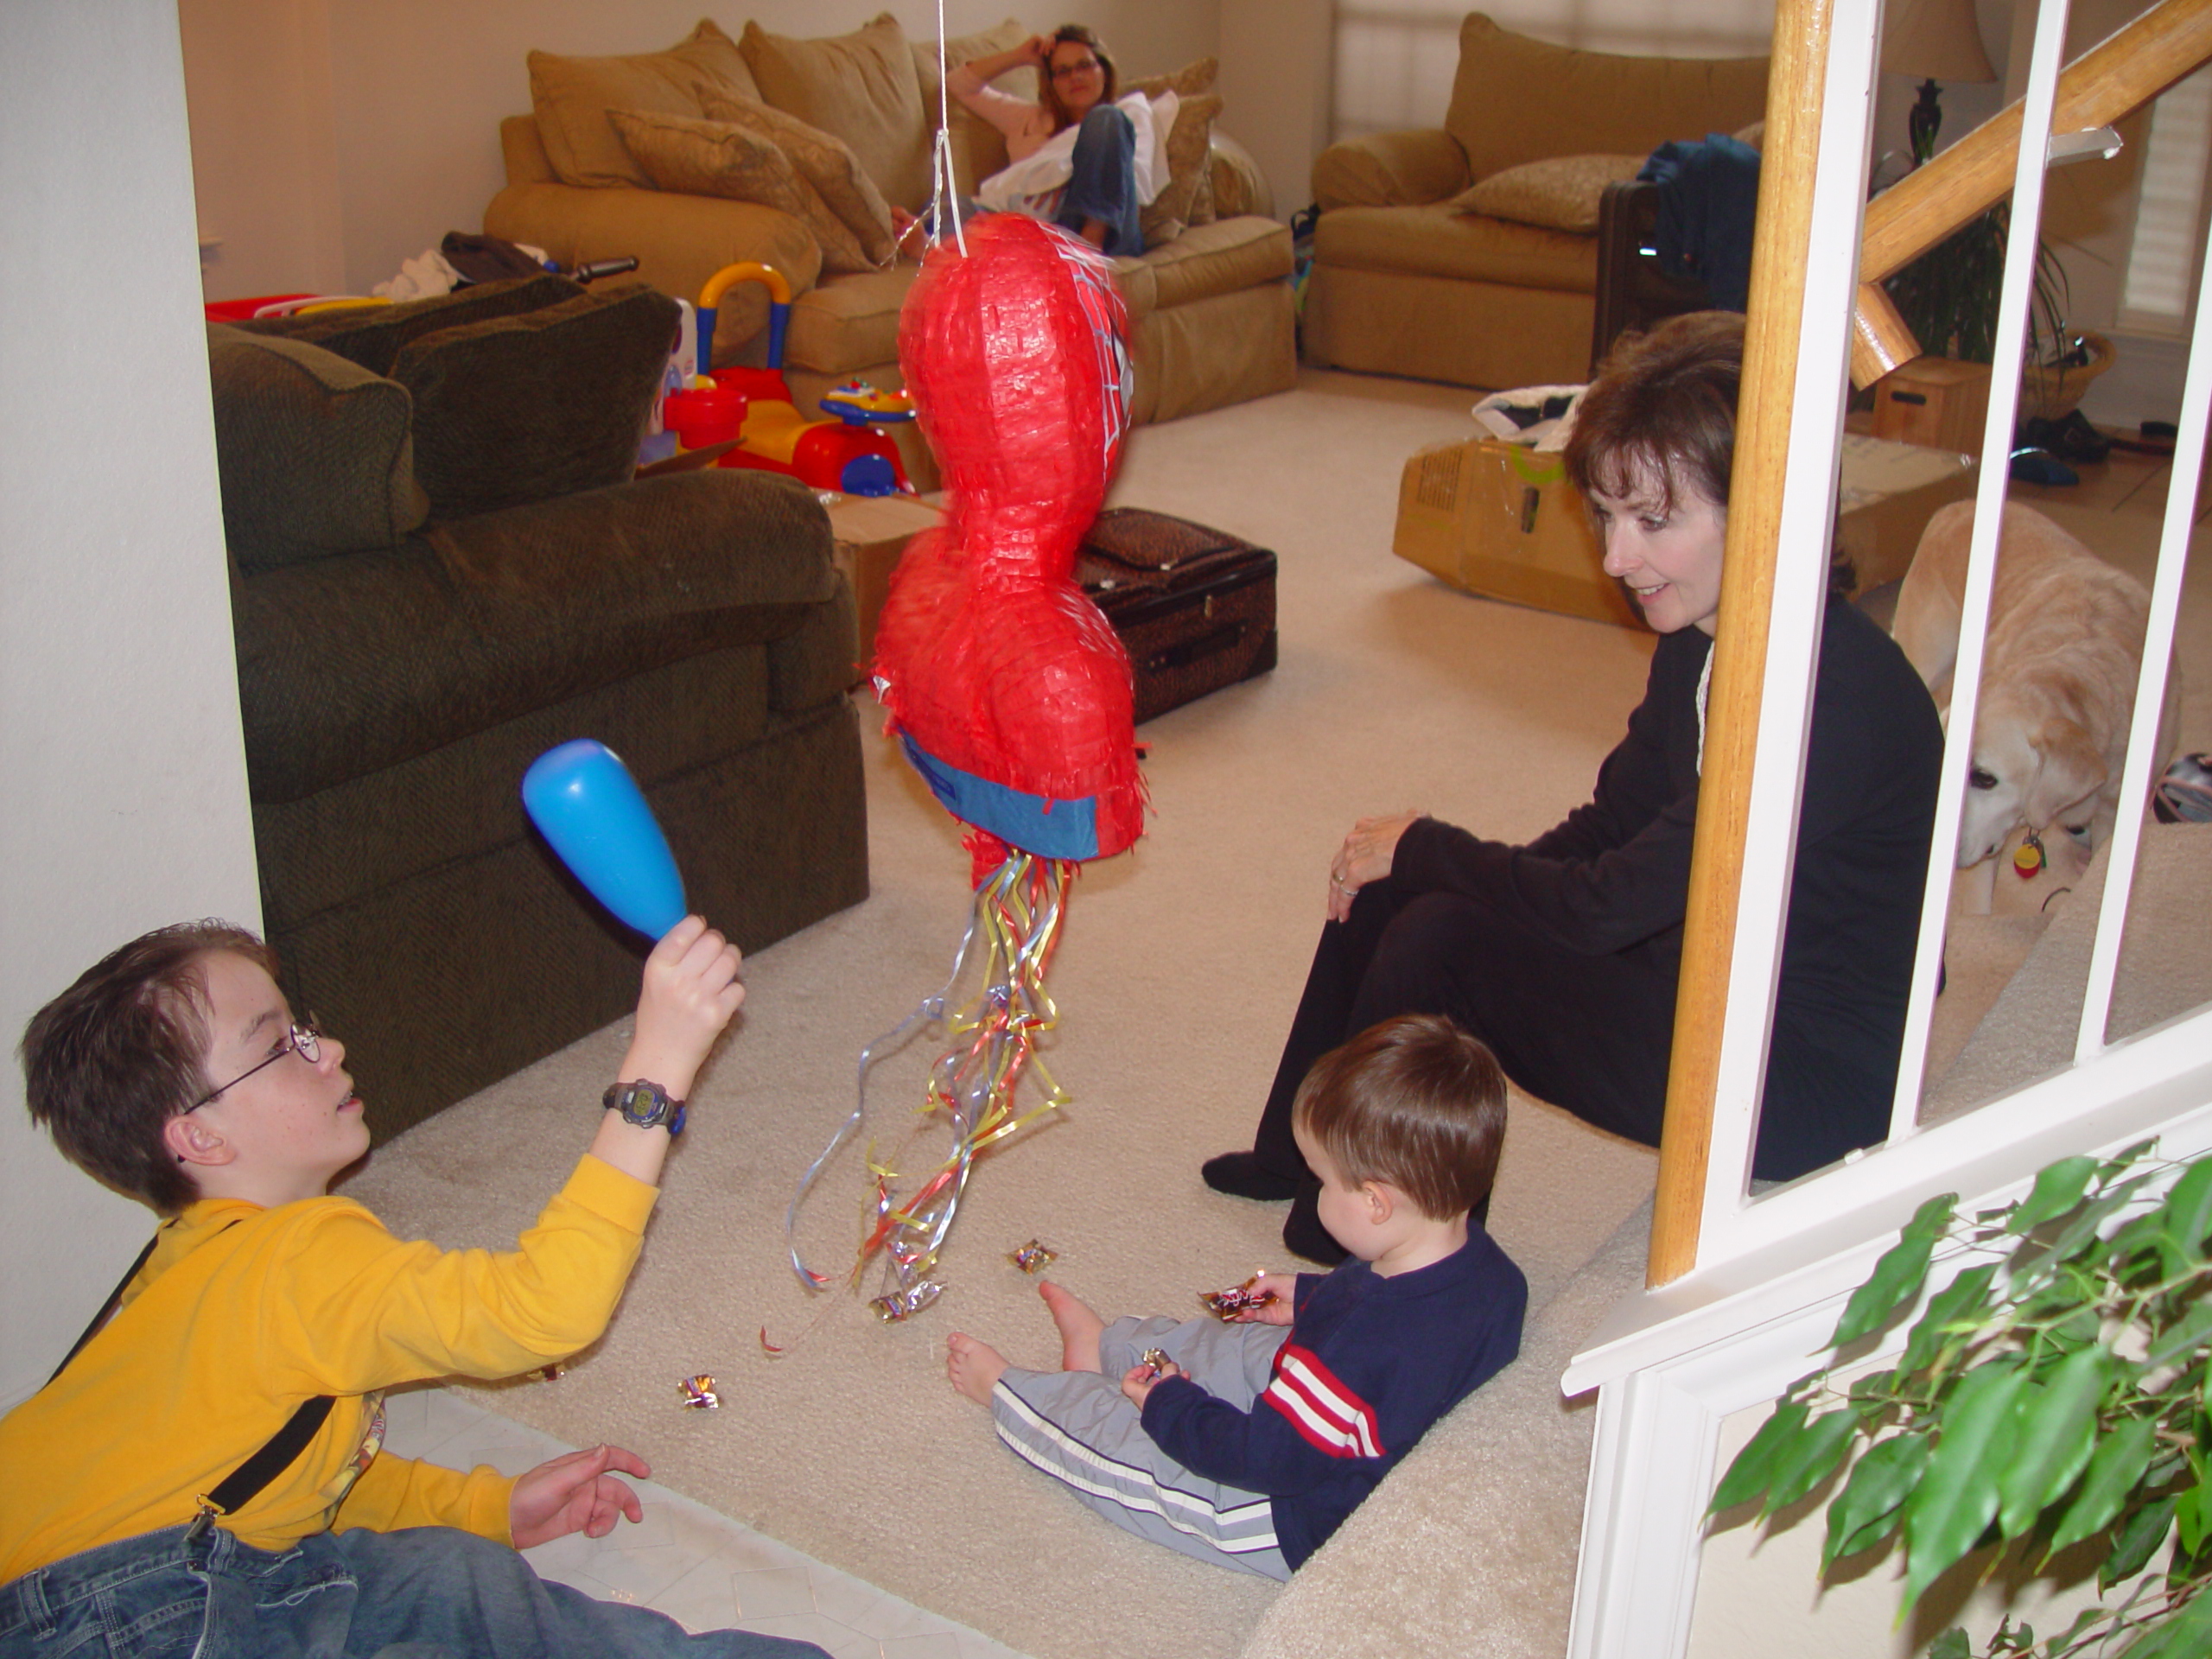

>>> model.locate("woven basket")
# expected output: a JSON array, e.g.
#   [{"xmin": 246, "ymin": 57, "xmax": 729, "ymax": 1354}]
[{"xmin": 2020, "ymin": 328, "xmax": 2114, "ymax": 423}]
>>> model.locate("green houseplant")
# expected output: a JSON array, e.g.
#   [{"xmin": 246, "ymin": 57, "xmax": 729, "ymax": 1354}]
[
  {"xmin": 1883, "ymin": 202, "xmax": 2111, "ymax": 423},
  {"xmin": 1712, "ymin": 1143, "xmax": 2212, "ymax": 1656}
]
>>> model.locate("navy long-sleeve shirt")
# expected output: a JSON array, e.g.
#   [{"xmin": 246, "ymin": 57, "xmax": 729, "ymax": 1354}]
[
  {"xmin": 1140, "ymin": 1229, "xmax": 1527, "ymax": 1568},
  {"xmin": 1388, "ymin": 597, "xmax": 1942, "ymax": 1179}
]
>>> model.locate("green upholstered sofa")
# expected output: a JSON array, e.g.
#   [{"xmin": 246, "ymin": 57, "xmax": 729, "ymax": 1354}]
[{"xmin": 214, "ymin": 276, "xmax": 868, "ymax": 1143}]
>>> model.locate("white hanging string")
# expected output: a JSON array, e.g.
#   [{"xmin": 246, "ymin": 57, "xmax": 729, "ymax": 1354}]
[{"xmin": 926, "ymin": 0, "xmax": 968, "ymax": 257}]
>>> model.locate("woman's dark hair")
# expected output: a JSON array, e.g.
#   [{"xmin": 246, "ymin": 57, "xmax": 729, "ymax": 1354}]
[
  {"xmin": 1565, "ymin": 311, "xmax": 1744, "ymax": 518},
  {"xmin": 1567, "ymin": 310, "xmax": 1856, "ymax": 597},
  {"xmin": 1042, "ymin": 23, "xmax": 1120, "ymax": 132},
  {"xmin": 20, "ymin": 921, "xmax": 275, "ymax": 1214},
  {"xmin": 1293, "ymin": 1014, "xmax": 1506, "ymax": 1222}
]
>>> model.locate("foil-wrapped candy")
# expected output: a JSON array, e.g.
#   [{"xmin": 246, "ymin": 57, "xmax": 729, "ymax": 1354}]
[
  {"xmin": 678, "ymin": 1374, "xmax": 720, "ymax": 1410},
  {"xmin": 870, "ymin": 1281, "xmax": 945, "ymax": 1322},
  {"xmin": 1008, "ymin": 1239, "xmax": 1058, "ymax": 1274},
  {"xmin": 1199, "ymin": 1274, "xmax": 1271, "ymax": 1321},
  {"xmin": 1138, "ymin": 1347, "xmax": 1173, "ymax": 1379}
]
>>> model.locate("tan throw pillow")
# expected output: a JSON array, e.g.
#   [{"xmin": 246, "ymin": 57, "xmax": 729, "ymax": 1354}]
[
  {"xmin": 1125, "ymin": 56, "xmax": 1219, "ymax": 101},
  {"xmin": 739, "ymin": 14, "xmax": 930, "ymax": 212},
  {"xmin": 610, "ymin": 109, "xmax": 880, "ymax": 275},
  {"xmin": 1450, "ymin": 154, "xmax": 1646, "ymax": 234},
  {"xmin": 1139, "ymin": 92, "xmax": 1223, "ymax": 248},
  {"xmin": 916, "ymin": 19, "xmax": 1033, "ymax": 199},
  {"xmin": 528, "ymin": 20, "xmax": 760, "ymax": 188},
  {"xmin": 697, "ymin": 92, "xmax": 897, "ymax": 267}
]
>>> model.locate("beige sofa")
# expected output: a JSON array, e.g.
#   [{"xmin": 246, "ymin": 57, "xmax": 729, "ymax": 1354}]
[
  {"xmin": 1302, "ymin": 13, "xmax": 1769, "ymax": 391},
  {"xmin": 486, "ymin": 16, "xmax": 1297, "ymax": 485}
]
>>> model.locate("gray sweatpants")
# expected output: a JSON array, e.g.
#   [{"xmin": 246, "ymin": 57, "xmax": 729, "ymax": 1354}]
[{"xmin": 991, "ymin": 1313, "xmax": 1294, "ymax": 1580}]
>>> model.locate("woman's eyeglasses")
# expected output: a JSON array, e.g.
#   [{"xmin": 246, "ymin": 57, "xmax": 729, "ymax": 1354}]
[
  {"xmin": 1051, "ymin": 56, "xmax": 1101, "ymax": 79},
  {"xmin": 189, "ymin": 1019, "xmax": 321, "ymax": 1110}
]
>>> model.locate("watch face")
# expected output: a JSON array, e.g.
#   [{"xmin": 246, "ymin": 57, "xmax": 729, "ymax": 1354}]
[{"xmin": 607, "ymin": 1081, "xmax": 683, "ymax": 1133}]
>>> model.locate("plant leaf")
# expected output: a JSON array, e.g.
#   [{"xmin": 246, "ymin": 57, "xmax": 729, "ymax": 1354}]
[
  {"xmin": 2177, "ymin": 1464, "xmax": 2211, "ymax": 1560},
  {"xmin": 2007, "ymin": 1156, "xmax": 2100, "ymax": 1235},
  {"xmin": 1835, "ymin": 1194, "xmax": 1957, "ymax": 1347},
  {"xmin": 1899, "ymin": 1265, "xmax": 1999, "ymax": 1379},
  {"xmin": 1710, "ymin": 1398, "xmax": 1808, "ymax": 1515},
  {"xmin": 1903, "ymin": 1359, "xmax": 2028, "ymax": 1610},
  {"xmin": 2049, "ymin": 1413, "xmax": 2159, "ymax": 1554},
  {"xmin": 1823, "ymin": 1432, "xmax": 1929, "ymax": 1570},
  {"xmin": 2031, "ymin": 1176, "xmax": 2153, "ymax": 1281},
  {"xmin": 2158, "ymin": 1158, "xmax": 2212, "ymax": 1262},
  {"xmin": 2113, "ymin": 1576, "xmax": 2212, "ymax": 1658},
  {"xmin": 1928, "ymin": 1629, "xmax": 1973, "ymax": 1659},
  {"xmin": 2143, "ymin": 1294, "xmax": 2212, "ymax": 1370},
  {"xmin": 2103, "ymin": 1494, "xmax": 2178, "ymax": 1587},
  {"xmin": 1763, "ymin": 1407, "xmax": 1861, "ymax": 1516},
  {"xmin": 1998, "ymin": 1347, "xmax": 2109, "ymax": 1539}
]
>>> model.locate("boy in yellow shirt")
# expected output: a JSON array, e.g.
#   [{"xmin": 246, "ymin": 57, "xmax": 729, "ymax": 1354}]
[{"xmin": 0, "ymin": 917, "xmax": 823, "ymax": 1658}]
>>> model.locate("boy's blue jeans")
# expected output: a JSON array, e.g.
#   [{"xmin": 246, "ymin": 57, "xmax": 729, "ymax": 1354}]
[{"xmin": 0, "ymin": 1522, "xmax": 827, "ymax": 1658}]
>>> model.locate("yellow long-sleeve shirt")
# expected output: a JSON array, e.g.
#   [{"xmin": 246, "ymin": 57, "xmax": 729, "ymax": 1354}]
[{"xmin": 0, "ymin": 1154, "xmax": 655, "ymax": 1585}]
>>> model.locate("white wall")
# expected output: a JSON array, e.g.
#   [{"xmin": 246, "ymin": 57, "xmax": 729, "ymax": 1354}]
[
  {"xmin": 183, "ymin": 0, "xmax": 1224, "ymax": 299},
  {"xmin": 0, "ymin": 1, "xmax": 262, "ymax": 1406},
  {"xmin": 1218, "ymin": 0, "xmax": 1332, "ymax": 219}
]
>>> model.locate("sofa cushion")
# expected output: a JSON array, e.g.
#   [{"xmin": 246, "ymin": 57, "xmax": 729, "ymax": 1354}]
[
  {"xmin": 740, "ymin": 13, "xmax": 931, "ymax": 212},
  {"xmin": 1450, "ymin": 154, "xmax": 1645, "ymax": 234},
  {"xmin": 915, "ymin": 19, "xmax": 1033, "ymax": 195},
  {"xmin": 233, "ymin": 467, "xmax": 838, "ymax": 806},
  {"xmin": 391, "ymin": 283, "xmax": 678, "ymax": 520},
  {"xmin": 1138, "ymin": 91, "xmax": 1222, "ymax": 248},
  {"xmin": 528, "ymin": 21, "xmax": 760, "ymax": 189},
  {"xmin": 611, "ymin": 108, "xmax": 882, "ymax": 275},
  {"xmin": 207, "ymin": 326, "xmax": 429, "ymax": 573},
  {"xmin": 240, "ymin": 274, "xmax": 586, "ymax": 378},
  {"xmin": 785, "ymin": 268, "xmax": 911, "ymax": 376},
  {"xmin": 1313, "ymin": 203, "xmax": 1599, "ymax": 293},
  {"xmin": 1445, "ymin": 14, "xmax": 1769, "ymax": 185},
  {"xmin": 1127, "ymin": 215, "xmax": 1295, "ymax": 317},
  {"xmin": 696, "ymin": 92, "xmax": 897, "ymax": 264}
]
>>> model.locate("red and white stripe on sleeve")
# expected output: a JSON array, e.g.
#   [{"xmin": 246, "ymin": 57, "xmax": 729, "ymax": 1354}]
[{"xmin": 1262, "ymin": 1343, "xmax": 1385, "ymax": 1459}]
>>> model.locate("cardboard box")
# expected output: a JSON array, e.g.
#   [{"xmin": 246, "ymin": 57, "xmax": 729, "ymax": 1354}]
[
  {"xmin": 1393, "ymin": 437, "xmax": 1636, "ymax": 626},
  {"xmin": 823, "ymin": 491, "xmax": 944, "ymax": 678},
  {"xmin": 1833, "ymin": 431, "xmax": 1976, "ymax": 593},
  {"xmin": 1872, "ymin": 356, "xmax": 1993, "ymax": 455},
  {"xmin": 1392, "ymin": 431, "xmax": 1975, "ymax": 626}
]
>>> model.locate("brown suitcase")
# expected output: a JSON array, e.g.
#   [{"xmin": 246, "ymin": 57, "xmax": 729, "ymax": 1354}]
[{"xmin": 1076, "ymin": 508, "xmax": 1278, "ymax": 725}]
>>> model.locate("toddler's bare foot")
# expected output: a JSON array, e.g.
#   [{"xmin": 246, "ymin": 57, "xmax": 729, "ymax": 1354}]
[
  {"xmin": 1039, "ymin": 1280, "xmax": 1105, "ymax": 1372},
  {"xmin": 946, "ymin": 1332, "xmax": 1008, "ymax": 1404}
]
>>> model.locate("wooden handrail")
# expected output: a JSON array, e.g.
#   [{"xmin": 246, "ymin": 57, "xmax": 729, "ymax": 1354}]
[
  {"xmin": 1851, "ymin": 0, "xmax": 2212, "ymax": 385},
  {"xmin": 1646, "ymin": 0, "xmax": 1832, "ymax": 1287}
]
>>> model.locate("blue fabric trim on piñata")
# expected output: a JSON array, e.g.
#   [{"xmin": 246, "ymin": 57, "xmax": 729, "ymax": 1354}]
[{"xmin": 899, "ymin": 734, "xmax": 1101, "ymax": 860}]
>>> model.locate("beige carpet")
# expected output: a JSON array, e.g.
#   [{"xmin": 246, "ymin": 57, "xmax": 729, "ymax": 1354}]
[
  {"xmin": 343, "ymin": 370, "xmax": 1662, "ymax": 1659},
  {"xmin": 340, "ymin": 379, "xmax": 2207, "ymax": 1659}
]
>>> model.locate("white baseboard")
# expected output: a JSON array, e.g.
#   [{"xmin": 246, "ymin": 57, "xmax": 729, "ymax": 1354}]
[{"xmin": 2079, "ymin": 330, "xmax": 2189, "ymax": 431}]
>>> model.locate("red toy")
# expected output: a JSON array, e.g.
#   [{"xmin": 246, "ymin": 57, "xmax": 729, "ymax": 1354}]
[{"xmin": 694, "ymin": 262, "xmax": 914, "ymax": 497}]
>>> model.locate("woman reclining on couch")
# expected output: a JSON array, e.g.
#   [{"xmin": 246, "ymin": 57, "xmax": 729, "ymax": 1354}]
[{"xmin": 896, "ymin": 25, "xmax": 1155, "ymax": 256}]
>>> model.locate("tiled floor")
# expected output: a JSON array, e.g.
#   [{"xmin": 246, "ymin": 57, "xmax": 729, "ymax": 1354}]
[{"xmin": 380, "ymin": 1385, "xmax": 1030, "ymax": 1659}]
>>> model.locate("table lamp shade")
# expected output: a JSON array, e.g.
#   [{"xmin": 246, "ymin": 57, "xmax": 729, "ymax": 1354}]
[{"xmin": 1883, "ymin": 0, "xmax": 1997, "ymax": 84}]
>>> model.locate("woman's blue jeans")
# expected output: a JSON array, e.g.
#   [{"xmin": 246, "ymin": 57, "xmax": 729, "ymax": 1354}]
[
  {"xmin": 1056, "ymin": 105, "xmax": 1144, "ymax": 256},
  {"xmin": 0, "ymin": 1523, "xmax": 828, "ymax": 1658}
]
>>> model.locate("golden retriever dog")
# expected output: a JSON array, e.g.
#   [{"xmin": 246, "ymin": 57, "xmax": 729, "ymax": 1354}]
[{"xmin": 1891, "ymin": 499, "xmax": 2176, "ymax": 892}]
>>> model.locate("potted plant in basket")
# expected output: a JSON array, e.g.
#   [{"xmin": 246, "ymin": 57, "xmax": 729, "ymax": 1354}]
[
  {"xmin": 1885, "ymin": 201, "xmax": 2114, "ymax": 457},
  {"xmin": 1713, "ymin": 1142, "xmax": 2212, "ymax": 1656}
]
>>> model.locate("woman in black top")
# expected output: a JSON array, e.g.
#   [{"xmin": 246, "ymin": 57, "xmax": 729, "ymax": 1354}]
[{"xmin": 1205, "ymin": 313, "xmax": 1943, "ymax": 1261}]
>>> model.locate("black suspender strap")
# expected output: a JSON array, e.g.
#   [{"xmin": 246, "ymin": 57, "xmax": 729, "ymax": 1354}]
[
  {"xmin": 47, "ymin": 1235, "xmax": 159, "ymax": 1386},
  {"xmin": 52, "ymin": 1225, "xmax": 337, "ymax": 1529},
  {"xmin": 200, "ymin": 1395, "xmax": 337, "ymax": 1517}
]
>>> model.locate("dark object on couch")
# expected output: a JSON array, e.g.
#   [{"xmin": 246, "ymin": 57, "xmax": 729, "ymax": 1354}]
[{"xmin": 213, "ymin": 276, "xmax": 868, "ymax": 1144}]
